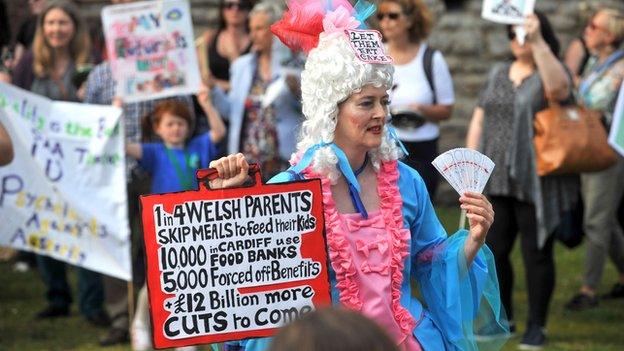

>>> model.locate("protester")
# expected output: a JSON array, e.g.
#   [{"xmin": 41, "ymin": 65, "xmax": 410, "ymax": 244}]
[
  {"xmin": 565, "ymin": 8, "xmax": 624, "ymax": 311},
  {"xmin": 466, "ymin": 12, "xmax": 577, "ymax": 350},
  {"xmin": 9, "ymin": 0, "xmax": 110, "ymax": 326},
  {"xmin": 0, "ymin": 122, "xmax": 13, "ymax": 166},
  {"xmin": 376, "ymin": 0, "xmax": 454, "ymax": 199},
  {"xmin": 126, "ymin": 94, "xmax": 225, "ymax": 196},
  {"xmin": 213, "ymin": 1, "xmax": 303, "ymax": 181},
  {"xmin": 125, "ymin": 94, "xmax": 225, "ymax": 351},
  {"xmin": 269, "ymin": 308, "xmax": 399, "ymax": 351},
  {"xmin": 83, "ymin": 0, "xmax": 195, "ymax": 344},
  {"xmin": 196, "ymin": 0, "xmax": 253, "ymax": 92},
  {"xmin": 209, "ymin": 1, "xmax": 508, "ymax": 350}
]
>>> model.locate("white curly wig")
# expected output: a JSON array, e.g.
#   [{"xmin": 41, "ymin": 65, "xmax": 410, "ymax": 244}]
[{"xmin": 295, "ymin": 32, "xmax": 402, "ymax": 183}]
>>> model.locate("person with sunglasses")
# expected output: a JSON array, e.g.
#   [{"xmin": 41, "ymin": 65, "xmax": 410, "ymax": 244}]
[
  {"xmin": 466, "ymin": 12, "xmax": 575, "ymax": 350},
  {"xmin": 375, "ymin": 0, "xmax": 454, "ymax": 201},
  {"xmin": 196, "ymin": 0, "xmax": 254, "ymax": 93},
  {"xmin": 565, "ymin": 8, "xmax": 624, "ymax": 312}
]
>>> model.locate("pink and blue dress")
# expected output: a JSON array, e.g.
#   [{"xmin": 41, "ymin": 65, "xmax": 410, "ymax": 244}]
[{"xmin": 230, "ymin": 159, "xmax": 508, "ymax": 350}]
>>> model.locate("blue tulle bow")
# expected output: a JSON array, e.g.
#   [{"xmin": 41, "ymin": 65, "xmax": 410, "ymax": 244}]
[
  {"xmin": 387, "ymin": 125, "xmax": 410, "ymax": 156},
  {"xmin": 354, "ymin": 0, "xmax": 376, "ymax": 29}
]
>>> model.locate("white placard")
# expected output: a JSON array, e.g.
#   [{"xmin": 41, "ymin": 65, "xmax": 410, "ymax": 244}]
[
  {"xmin": 102, "ymin": 0, "xmax": 201, "ymax": 103},
  {"xmin": 0, "ymin": 82, "xmax": 131, "ymax": 280},
  {"xmin": 481, "ymin": 0, "xmax": 536, "ymax": 24},
  {"xmin": 346, "ymin": 29, "xmax": 393, "ymax": 64},
  {"xmin": 608, "ymin": 83, "xmax": 624, "ymax": 157}
]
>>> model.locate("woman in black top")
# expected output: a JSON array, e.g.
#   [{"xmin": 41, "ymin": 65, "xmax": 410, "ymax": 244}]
[{"xmin": 196, "ymin": 0, "xmax": 253, "ymax": 92}]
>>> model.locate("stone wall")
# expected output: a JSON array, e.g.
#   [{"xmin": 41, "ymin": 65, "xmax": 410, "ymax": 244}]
[{"xmin": 5, "ymin": 0, "xmax": 624, "ymax": 202}]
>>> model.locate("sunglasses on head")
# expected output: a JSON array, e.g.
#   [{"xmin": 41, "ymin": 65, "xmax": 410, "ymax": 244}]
[
  {"xmin": 224, "ymin": 2, "xmax": 250, "ymax": 10},
  {"xmin": 377, "ymin": 12, "xmax": 401, "ymax": 21}
]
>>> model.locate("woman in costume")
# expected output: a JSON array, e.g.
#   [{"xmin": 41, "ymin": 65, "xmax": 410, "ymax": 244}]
[{"xmin": 210, "ymin": 1, "xmax": 508, "ymax": 350}]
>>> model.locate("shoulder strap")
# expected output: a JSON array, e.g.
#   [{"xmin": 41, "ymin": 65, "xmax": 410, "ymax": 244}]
[{"xmin": 423, "ymin": 46, "xmax": 437, "ymax": 104}]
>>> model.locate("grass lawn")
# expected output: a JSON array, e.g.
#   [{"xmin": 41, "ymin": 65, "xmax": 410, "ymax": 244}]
[{"xmin": 1, "ymin": 206, "xmax": 623, "ymax": 350}]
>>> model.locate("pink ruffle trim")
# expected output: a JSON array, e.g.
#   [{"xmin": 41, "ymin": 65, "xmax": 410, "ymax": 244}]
[
  {"xmin": 378, "ymin": 161, "xmax": 417, "ymax": 335},
  {"xmin": 303, "ymin": 160, "xmax": 416, "ymax": 334}
]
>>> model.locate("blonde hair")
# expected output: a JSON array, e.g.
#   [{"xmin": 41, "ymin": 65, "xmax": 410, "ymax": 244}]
[
  {"xmin": 33, "ymin": 0, "xmax": 91, "ymax": 78},
  {"xmin": 296, "ymin": 32, "xmax": 400, "ymax": 183},
  {"xmin": 599, "ymin": 8, "xmax": 624, "ymax": 47}
]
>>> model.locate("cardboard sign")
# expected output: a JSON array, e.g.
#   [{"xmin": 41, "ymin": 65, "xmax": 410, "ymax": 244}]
[
  {"xmin": 481, "ymin": 0, "xmax": 535, "ymax": 24},
  {"xmin": 346, "ymin": 29, "xmax": 393, "ymax": 64},
  {"xmin": 140, "ymin": 166, "xmax": 331, "ymax": 348},
  {"xmin": 0, "ymin": 82, "xmax": 131, "ymax": 280},
  {"xmin": 609, "ymin": 83, "xmax": 624, "ymax": 157},
  {"xmin": 101, "ymin": 0, "xmax": 201, "ymax": 103}
]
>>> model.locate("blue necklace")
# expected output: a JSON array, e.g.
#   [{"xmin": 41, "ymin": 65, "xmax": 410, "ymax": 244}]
[
  {"xmin": 353, "ymin": 153, "xmax": 369, "ymax": 177},
  {"xmin": 348, "ymin": 153, "xmax": 369, "ymax": 218}
]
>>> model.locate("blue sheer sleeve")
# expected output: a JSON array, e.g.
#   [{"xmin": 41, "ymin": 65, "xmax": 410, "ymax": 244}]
[
  {"xmin": 402, "ymin": 163, "xmax": 509, "ymax": 350},
  {"xmin": 415, "ymin": 231, "xmax": 509, "ymax": 350}
]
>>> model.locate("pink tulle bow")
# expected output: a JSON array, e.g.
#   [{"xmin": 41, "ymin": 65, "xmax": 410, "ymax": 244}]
[{"xmin": 323, "ymin": 6, "xmax": 360, "ymax": 38}]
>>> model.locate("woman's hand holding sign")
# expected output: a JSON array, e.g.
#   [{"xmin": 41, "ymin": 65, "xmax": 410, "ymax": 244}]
[{"xmin": 209, "ymin": 153, "xmax": 251, "ymax": 189}]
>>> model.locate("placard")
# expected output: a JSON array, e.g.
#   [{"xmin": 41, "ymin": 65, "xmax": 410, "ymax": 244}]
[
  {"xmin": 0, "ymin": 82, "xmax": 131, "ymax": 280},
  {"xmin": 481, "ymin": 0, "xmax": 536, "ymax": 24},
  {"xmin": 140, "ymin": 166, "xmax": 331, "ymax": 348},
  {"xmin": 346, "ymin": 29, "xmax": 393, "ymax": 64},
  {"xmin": 608, "ymin": 82, "xmax": 624, "ymax": 157},
  {"xmin": 101, "ymin": 0, "xmax": 201, "ymax": 103}
]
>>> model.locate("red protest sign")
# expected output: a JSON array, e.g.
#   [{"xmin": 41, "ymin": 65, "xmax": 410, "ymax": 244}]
[{"xmin": 140, "ymin": 165, "xmax": 331, "ymax": 349}]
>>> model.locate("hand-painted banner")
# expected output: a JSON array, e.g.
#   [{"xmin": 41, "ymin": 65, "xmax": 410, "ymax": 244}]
[
  {"xmin": 609, "ymin": 83, "xmax": 624, "ymax": 157},
  {"xmin": 0, "ymin": 82, "xmax": 131, "ymax": 281},
  {"xmin": 102, "ymin": 0, "xmax": 200, "ymax": 103},
  {"xmin": 141, "ymin": 166, "xmax": 331, "ymax": 348},
  {"xmin": 481, "ymin": 0, "xmax": 535, "ymax": 24}
]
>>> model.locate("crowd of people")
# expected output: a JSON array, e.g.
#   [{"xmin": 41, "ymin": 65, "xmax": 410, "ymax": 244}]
[{"xmin": 0, "ymin": 0, "xmax": 623, "ymax": 351}]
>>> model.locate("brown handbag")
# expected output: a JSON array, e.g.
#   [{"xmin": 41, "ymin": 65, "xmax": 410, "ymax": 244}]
[{"xmin": 533, "ymin": 102, "xmax": 617, "ymax": 176}]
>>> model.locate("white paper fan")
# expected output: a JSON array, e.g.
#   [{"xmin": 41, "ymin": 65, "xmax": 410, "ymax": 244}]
[{"xmin": 432, "ymin": 148, "xmax": 495, "ymax": 195}]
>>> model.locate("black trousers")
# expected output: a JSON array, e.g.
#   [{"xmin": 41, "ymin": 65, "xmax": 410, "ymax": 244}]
[
  {"xmin": 486, "ymin": 196, "xmax": 555, "ymax": 327},
  {"xmin": 402, "ymin": 138, "xmax": 439, "ymax": 199}
]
